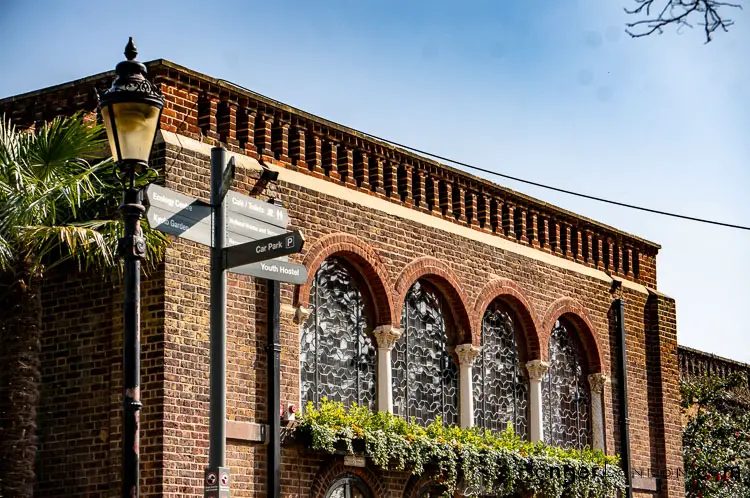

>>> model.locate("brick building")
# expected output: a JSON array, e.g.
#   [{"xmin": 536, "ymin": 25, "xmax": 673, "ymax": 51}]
[
  {"xmin": 0, "ymin": 60, "xmax": 683, "ymax": 497},
  {"xmin": 678, "ymin": 346, "xmax": 750, "ymax": 383}
]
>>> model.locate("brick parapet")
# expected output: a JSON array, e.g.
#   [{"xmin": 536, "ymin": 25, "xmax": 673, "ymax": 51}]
[
  {"xmin": 678, "ymin": 345, "xmax": 750, "ymax": 382},
  {"xmin": 0, "ymin": 59, "xmax": 660, "ymax": 288}
]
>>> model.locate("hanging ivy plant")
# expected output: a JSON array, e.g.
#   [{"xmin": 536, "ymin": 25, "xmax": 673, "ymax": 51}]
[{"xmin": 298, "ymin": 399, "xmax": 625, "ymax": 497}]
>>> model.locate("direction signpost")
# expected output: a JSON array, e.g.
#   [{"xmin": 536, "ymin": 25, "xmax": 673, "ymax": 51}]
[
  {"xmin": 144, "ymin": 185, "xmax": 305, "ymax": 284},
  {"xmin": 224, "ymin": 231, "xmax": 304, "ymax": 269},
  {"xmin": 146, "ymin": 205, "xmax": 213, "ymax": 247},
  {"xmin": 144, "ymin": 147, "xmax": 305, "ymax": 498}
]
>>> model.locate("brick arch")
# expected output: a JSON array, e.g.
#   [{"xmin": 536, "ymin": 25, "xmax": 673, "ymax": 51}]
[
  {"xmin": 472, "ymin": 278, "xmax": 542, "ymax": 361},
  {"xmin": 402, "ymin": 474, "xmax": 447, "ymax": 498},
  {"xmin": 394, "ymin": 256, "xmax": 473, "ymax": 345},
  {"xmin": 539, "ymin": 297, "xmax": 603, "ymax": 373},
  {"xmin": 309, "ymin": 458, "xmax": 386, "ymax": 498},
  {"xmin": 296, "ymin": 232, "xmax": 394, "ymax": 326}
]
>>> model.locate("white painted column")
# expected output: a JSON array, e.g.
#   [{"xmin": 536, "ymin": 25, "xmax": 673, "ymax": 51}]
[
  {"xmin": 295, "ymin": 306, "xmax": 313, "ymax": 412},
  {"xmin": 526, "ymin": 360, "xmax": 549, "ymax": 443},
  {"xmin": 455, "ymin": 343, "xmax": 481, "ymax": 428},
  {"xmin": 588, "ymin": 373, "xmax": 608, "ymax": 451},
  {"xmin": 372, "ymin": 325, "xmax": 402, "ymax": 413}
]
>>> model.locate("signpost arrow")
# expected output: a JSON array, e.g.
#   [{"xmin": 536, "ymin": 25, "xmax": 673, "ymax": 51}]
[
  {"xmin": 146, "ymin": 205, "xmax": 213, "ymax": 247},
  {"xmin": 226, "ymin": 190, "xmax": 288, "ymax": 228},
  {"xmin": 226, "ymin": 211, "xmax": 285, "ymax": 240},
  {"xmin": 218, "ymin": 157, "xmax": 235, "ymax": 203},
  {"xmin": 230, "ymin": 261, "xmax": 308, "ymax": 285},
  {"xmin": 223, "ymin": 230, "xmax": 305, "ymax": 270},
  {"xmin": 144, "ymin": 184, "xmax": 212, "ymax": 223}
]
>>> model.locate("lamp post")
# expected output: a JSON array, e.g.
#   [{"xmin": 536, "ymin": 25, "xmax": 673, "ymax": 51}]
[{"xmin": 98, "ymin": 38, "xmax": 164, "ymax": 497}]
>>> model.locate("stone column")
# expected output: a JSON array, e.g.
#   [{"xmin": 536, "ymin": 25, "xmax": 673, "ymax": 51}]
[
  {"xmin": 455, "ymin": 344, "xmax": 481, "ymax": 428},
  {"xmin": 372, "ymin": 325, "xmax": 402, "ymax": 413},
  {"xmin": 294, "ymin": 306, "xmax": 313, "ymax": 411},
  {"xmin": 588, "ymin": 373, "xmax": 608, "ymax": 451},
  {"xmin": 526, "ymin": 360, "xmax": 549, "ymax": 443}
]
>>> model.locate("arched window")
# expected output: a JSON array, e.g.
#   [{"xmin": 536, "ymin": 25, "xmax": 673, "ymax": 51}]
[
  {"xmin": 324, "ymin": 473, "xmax": 373, "ymax": 498},
  {"xmin": 473, "ymin": 300, "xmax": 529, "ymax": 437},
  {"xmin": 392, "ymin": 280, "xmax": 458, "ymax": 426},
  {"xmin": 416, "ymin": 482, "xmax": 447, "ymax": 498},
  {"xmin": 542, "ymin": 318, "xmax": 591, "ymax": 449},
  {"xmin": 300, "ymin": 257, "xmax": 376, "ymax": 410}
]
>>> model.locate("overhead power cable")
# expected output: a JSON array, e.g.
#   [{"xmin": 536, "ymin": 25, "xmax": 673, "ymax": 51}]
[{"xmin": 217, "ymin": 79, "xmax": 750, "ymax": 232}]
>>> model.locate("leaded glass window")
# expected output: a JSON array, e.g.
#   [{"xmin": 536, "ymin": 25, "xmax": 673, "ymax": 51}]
[
  {"xmin": 542, "ymin": 319, "xmax": 591, "ymax": 449},
  {"xmin": 300, "ymin": 257, "xmax": 376, "ymax": 410},
  {"xmin": 324, "ymin": 473, "xmax": 373, "ymax": 498},
  {"xmin": 392, "ymin": 280, "xmax": 459, "ymax": 426},
  {"xmin": 473, "ymin": 300, "xmax": 529, "ymax": 437}
]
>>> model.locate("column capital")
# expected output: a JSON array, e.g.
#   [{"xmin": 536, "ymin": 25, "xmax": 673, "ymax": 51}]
[
  {"xmin": 526, "ymin": 360, "xmax": 550, "ymax": 380},
  {"xmin": 455, "ymin": 344, "xmax": 481, "ymax": 366},
  {"xmin": 294, "ymin": 306, "xmax": 312, "ymax": 324},
  {"xmin": 588, "ymin": 373, "xmax": 609, "ymax": 394},
  {"xmin": 372, "ymin": 325, "xmax": 402, "ymax": 350}
]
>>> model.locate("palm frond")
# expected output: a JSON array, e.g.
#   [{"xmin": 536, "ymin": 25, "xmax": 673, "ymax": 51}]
[
  {"xmin": 24, "ymin": 112, "xmax": 108, "ymax": 182},
  {"xmin": 0, "ymin": 231, "xmax": 14, "ymax": 272},
  {"xmin": 16, "ymin": 218, "xmax": 169, "ymax": 275},
  {"xmin": 139, "ymin": 218, "xmax": 170, "ymax": 271},
  {"xmin": 0, "ymin": 114, "xmax": 21, "ymax": 170},
  {"xmin": 0, "ymin": 112, "xmax": 168, "ymax": 278},
  {"xmin": 0, "ymin": 157, "xmax": 114, "ymax": 236},
  {"xmin": 17, "ymin": 223, "xmax": 118, "ymax": 272},
  {"xmin": 73, "ymin": 217, "xmax": 169, "ymax": 272}
]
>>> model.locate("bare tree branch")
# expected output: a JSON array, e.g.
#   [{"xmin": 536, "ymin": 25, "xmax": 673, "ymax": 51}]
[{"xmin": 625, "ymin": 0, "xmax": 742, "ymax": 43}]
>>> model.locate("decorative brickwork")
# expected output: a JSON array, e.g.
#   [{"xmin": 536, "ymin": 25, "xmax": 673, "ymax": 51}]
[
  {"xmin": 471, "ymin": 278, "xmax": 542, "ymax": 360},
  {"xmin": 401, "ymin": 475, "xmax": 445, "ymax": 498},
  {"xmin": 539, "ymin": 297, "xmax": 603, "ymax": 373},
  {"xmin": 393, "ymin": 256, "xmax": 474, "ymax": 346},
  {"xmin": 296, "ymin": 232, "xmax": 395, "ymax": 327},
  {"xmin": 309, "ymin": 458, "xmax": 386, "ymax": 498},
  {"xmin": 0, "ymin": 60, "xmax": 660, "ymax": 289},
  {"xmin": 679, "ymin": 345, "xmax": 750, "ymax": 383}
]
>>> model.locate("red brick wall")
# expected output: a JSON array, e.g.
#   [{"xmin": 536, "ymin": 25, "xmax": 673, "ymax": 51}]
[
  {"xmin": 0, "ymin": 63, "xmax": 683, "ymax": 497},
  {"xmin": 153, "ymin": 138, "xmax": 683, "ymax": 497},
  {"xmin": 35, "ymin": 266, "xmax": 164, "ymax": 496}
]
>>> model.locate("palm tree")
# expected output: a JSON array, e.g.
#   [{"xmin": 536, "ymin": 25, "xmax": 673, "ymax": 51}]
[{"xmin": 0, "ymin": 112, "xmax": 167, "ymax": 497}]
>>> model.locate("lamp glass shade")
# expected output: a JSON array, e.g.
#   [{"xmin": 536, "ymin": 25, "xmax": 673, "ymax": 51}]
[{"xmin": 101, "ymin": 101, "xmax": 161, "ymax": 163}]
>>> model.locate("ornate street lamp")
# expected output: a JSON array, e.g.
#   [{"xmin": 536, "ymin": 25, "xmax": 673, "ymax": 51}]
[{"xmin": 98, "ymin": 37, "xmax": 163, "ymax": 497}]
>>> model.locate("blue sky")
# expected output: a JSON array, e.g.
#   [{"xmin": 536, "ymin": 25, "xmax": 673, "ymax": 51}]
[{"xmin": 1, "ymin": 0, "xmax": 748, "ymax": 361}]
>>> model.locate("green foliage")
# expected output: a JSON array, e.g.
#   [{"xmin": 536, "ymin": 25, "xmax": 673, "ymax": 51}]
[
  {"xmin": 0, "ymin": 113, "xmax": 167, "ymax": 276},
  {"xmin": 299, "ymin": 399, "xmax": 625, "ymax": 497},
  {"xmin": 682, "ymin": 373, "xmax": 750, "ymax": 497}
]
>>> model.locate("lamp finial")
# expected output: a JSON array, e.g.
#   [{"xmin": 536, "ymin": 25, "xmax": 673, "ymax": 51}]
[{"xmin": 125, "ymin": 37, "xmax": 138, "ymax": 61}]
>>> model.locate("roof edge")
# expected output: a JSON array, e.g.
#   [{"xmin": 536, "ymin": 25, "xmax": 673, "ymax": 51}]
[
  {"xmin": 0, "ymin": 58, "xmax": 661, "ymax": 250},
  {"xmin": 679, "ymin": 345, "xmax": 750, "ymax": 371}
]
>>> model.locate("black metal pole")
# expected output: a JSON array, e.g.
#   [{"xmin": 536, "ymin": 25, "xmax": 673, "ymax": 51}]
[
  {"xmin": 615, "ymin": 298, "xmax": 633, "ymax": 498},
  {"xmin": 119, "ymin": 186, "xmax": 146, "ymax": 497},
  {"xmin": 209, "ymin": 146, "xmax": 227, "ymax": 469},
  {"xmin": 266, "ymin": 278, "xmax": 281, "ymax": 498}
]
